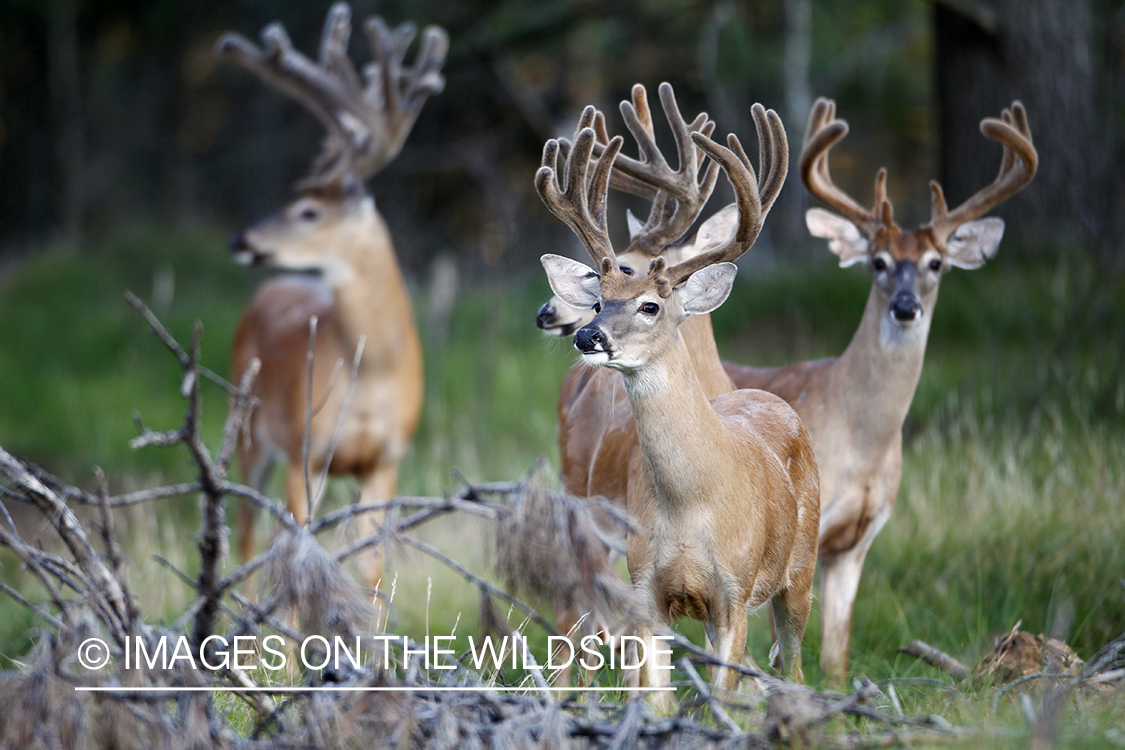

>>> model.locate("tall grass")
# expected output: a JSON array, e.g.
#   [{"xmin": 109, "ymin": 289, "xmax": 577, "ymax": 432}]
[{"xmin": 0, "ymin": 223, "xmax": 1122, "ymax": 725}]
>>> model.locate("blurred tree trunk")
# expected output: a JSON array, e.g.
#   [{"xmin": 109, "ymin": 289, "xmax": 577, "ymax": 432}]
[
  {"xmin": 933, "ymin": 0, "xmax": 1109, "ymax": 252},
  {"xmin": 47, "ymin": 0, "xmax": 84, "ymax": 244}
]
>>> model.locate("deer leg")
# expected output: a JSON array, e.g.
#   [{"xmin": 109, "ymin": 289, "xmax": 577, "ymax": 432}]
[
  {"xmin": 285, "ymin": 462, "xmax": 315, "ymax": 526},
  {"xmin": 819, "ymin": 545, "xmax": 869, "ymax": 687},
  {"xmin": 770, "ymin": 576, "xmax": 813, "ymax": 684},
  {"xmin": 553, "ymin": 607, "xmax": 580, "ymax": 687},
  {"xmin": 353, "ymin": 465, "xmax": 397, "ymax": 591},
  {"xmin": 711, "ymin": 612, "xmax": 748, "ymax": 695},
  {"xmin": 638, "ymin": 624, "xmax": 675, "ymax": 712},
  {"xmin": 237, "ymin": 451, "xmax": 274, "ymax": 564}
]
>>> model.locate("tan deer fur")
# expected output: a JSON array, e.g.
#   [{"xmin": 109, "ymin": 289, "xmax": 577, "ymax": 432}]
[
  {"xmin": 543, "ymin": 255, "xmax": 820, "ymax": 710},
  {"xmin": 231, "ymin": 181, "xmax": 423, "ymax": 588},
  {"xmin": 537, "ymin": 104, "xmax": 819, "ymax": 708}
]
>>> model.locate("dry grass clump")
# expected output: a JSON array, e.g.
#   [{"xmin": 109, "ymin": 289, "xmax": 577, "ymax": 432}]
[{"xmin": 492, "ymin": 458, "xmax": 644, "ymax": 638}]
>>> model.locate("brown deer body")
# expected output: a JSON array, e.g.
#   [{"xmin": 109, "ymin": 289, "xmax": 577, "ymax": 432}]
[
  {"xmin": 538, "ymin": 101, "xmax": 820, "ymax": 706},
  {"xmin": 539, "ymin": 98, "xmax": 1036, "ymax": 685},
  {"xmin": 217, "ymin": 4, "xmax": 447, "ymax": 588}
]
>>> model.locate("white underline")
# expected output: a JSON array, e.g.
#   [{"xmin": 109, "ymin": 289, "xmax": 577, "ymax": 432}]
[{"xmin": 75, "ymin": 686, "xmax": 675, "ymax": 693}]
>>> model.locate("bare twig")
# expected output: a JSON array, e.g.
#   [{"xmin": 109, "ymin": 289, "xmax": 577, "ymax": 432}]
[
  {"xmin": 124, "ymin": 291, "xmax": 239, "ymax": 396},
  {"xmin": 0, "ymin": 581, "xmax": 64, "ymax": 629},
  {"xmin": 678, "ymin": 657, "xmax": 742, "ymax": 734},
  {"xmin": 900, "ymin": 640, "xmax": 971, "ymax": 679},
  {"xmin": 511, "ymin": 630, "xmax": 554, "ymax": 700},
  {"xmin": 0, "ymin": 447, "xmax": 132, "ymax": 643},
  {"xmin": 302, "ymin": 315, "xmax": 317, "ymax": 523},
  {"xmin": 217, "ymin": 357, "xmax": 261, "ymax": 473},
  {"xmin": 314, "ymin": 337, "xmax": 365, "ymax": 507}
]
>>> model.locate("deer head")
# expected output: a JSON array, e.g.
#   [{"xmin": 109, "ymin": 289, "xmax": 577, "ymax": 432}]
[
  {"xmin": 800, "ymin": 98, "xmax": 1036, "ymax": 333},
  {"xmin": 216, "ymin": 3, "xmax": 448, "ymax": 274},
  {"xmin": 537, "ymin": 83, "xmax": 783, "ymax": 338},
  {"xmin": 539, "ymin": 101, "xmax": 787, "ymax": 372}
]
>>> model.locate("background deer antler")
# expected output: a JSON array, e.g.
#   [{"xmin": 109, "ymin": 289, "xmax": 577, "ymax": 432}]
[
  {"xmin": 215, "ymin": 2, "xmax": 448, "ymax": 188},
  {"xmin": 535, "ymin": 106, "xmax": 624, "ymax": 272},
  {"xmin": 798, "ymin": 97, "xmax": 892, "ymax": 236},
  {"xmin": 662, "ymin": 104, "xmax": 788, "ymax": 287},
  {"xmin": 926, "ymin": 101, "xmax": 1037, "ymax": 244},
  {"xmin": 800, "ymin": 97, "xmax": 1037, "ymax": 243}
]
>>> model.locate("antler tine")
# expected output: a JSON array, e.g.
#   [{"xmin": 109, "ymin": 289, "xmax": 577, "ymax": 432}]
[
  {"xmin": 663, "ymin": 111, "xmax": 788, "ymax": 288},
  {"xmin": 319, "ymin": 3, "xmax": 362, "ymax": 93},
  {"xmin": 927, "ymin": 101, "xmax": 1037, "ymax": 244},
  {"xmin": 358, "ymin": 16, "xmax": 448, "ymax": 178},
  {"xmin": 612, "ymin": 83, "xmax": 721, "ymax": 255},
  {"xmin": 588, "ymin": 109, "xmax": 659, "ymax": 200},
  {"xmin": 536, "ymin": 109, "xmax": 624, "ymax": 272},
  {"xmin": 215, "ymin": 22, "xmax": 349, "ymax": 149},
  {"xmin": 618, "ymin": 83, "xmax": 721, "ymax": 201},
  {"xmin": 752, "ymin": 103, "xmax": 789, "ymax": 215},
  {"xmin": 798, "ymin": 97, "xmax": 885, "ymax": 235}
]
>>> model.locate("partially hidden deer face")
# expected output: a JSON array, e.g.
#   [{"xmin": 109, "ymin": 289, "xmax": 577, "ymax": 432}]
[
  {"xmin": 806, "ymin": 207, "xmax": 1005, "ymax": 333},
  {"xmin": 542, "ymin": 254, "xmax": 737, "ymax": 372},
  {"xmin": 536, "ymin": 205, "xmax": 741, "ymax": 337},
  {"xmin": 229, "ymin": 176, "xmax": 379, "ymax": 284}
]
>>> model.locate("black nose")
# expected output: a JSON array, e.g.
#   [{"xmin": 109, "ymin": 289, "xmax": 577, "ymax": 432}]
[
  {"xmin": 574, "ymin": 326, "xmax": 605, "ymax": 353},
  {"xmin": 229, "ymin": 232, "xmax": 250, "ymax": 252},
  {"xmin": 890, "ymin": 293, "xmax": 922, "ymax": 321},
  {"xmin": 536, "ymin": 302, "xmax": 556, "ymax": 330}
]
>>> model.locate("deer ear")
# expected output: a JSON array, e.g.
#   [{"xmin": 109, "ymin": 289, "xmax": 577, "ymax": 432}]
[
  {"xmin": 679, "ymin": 263, "xmax": 737, "ymax": 316},
  {"xmin": 626, "ymin": 209, "xmax": 645, "ymax": 240},
  {"xmin": 689, "ymin": 203, "xmax": 739, "ymax": 256},
  {"xmin": 540, "ymin": 254, "xmax": 601, "ymax": 309},
  {"xmin": 944, "ymin": 217, "xmax": 1005, "ymax": 269},
  {"xmin": 806, "ymin": 208, "xmax": 868, "ymax": 267}
]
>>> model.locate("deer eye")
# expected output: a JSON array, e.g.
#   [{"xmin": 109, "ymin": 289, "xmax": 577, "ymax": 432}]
[
  {"xmin": 592, "ymin": 302, "xmax": 601, "ymax": 313},
  {"xmin": 871, "ymin": 257, "xmax": 888, "ymax": 272},
  {"xmin": 640, "ymin": 302, "xmax": 660, "ymax": 316},
  {"xmin": 620, "ymin": 266, "xmax": 634, "ymax": 276},
  {"xmin": 299, "ymin": 207, "xmax": 320, "ymax": 221},
  {"xmin": 929, "ymin": 259, "xmax": 942, "ymax": 272}
]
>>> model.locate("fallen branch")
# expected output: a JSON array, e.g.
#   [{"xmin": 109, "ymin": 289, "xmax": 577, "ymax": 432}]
[{"xmin": 899, "ymin": 639, "xmax": 971, "ymax": 679}]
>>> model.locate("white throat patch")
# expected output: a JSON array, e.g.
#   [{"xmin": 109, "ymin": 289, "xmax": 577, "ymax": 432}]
[{"xmin": 880, "ymin": 309, "xmax": 930, "ymax": 349}]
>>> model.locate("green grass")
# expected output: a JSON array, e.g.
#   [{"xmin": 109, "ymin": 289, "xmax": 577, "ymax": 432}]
[{"xmin": 1, "ymin": 223, "xmax": 1123, "ymax": 744}]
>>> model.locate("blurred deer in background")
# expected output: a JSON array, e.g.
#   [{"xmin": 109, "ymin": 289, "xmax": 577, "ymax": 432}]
[
  {"xmin": 723, "ymin": 98, "xmax": 1037, "ymax": 684},
  {"xmin": 539, "ymin": 101, "xmax": 819, "ymax": 707},
  {"xmin": 216, "ymin": 3, "xmax": 447, "ymax": 589},
  {"xmin": 539, "ymin": 98, "xmax": 1036, "ymax": 685}
]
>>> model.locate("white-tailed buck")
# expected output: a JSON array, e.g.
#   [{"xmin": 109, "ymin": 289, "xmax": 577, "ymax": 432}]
[
  {"xmin": 544, "ymin": 85, "xmax": 749, "ymax": 677},
  {"xmin": 216, "ymin": 4, "xmax": 447, "ymax": 588},
  {"xmin": 539, "ymin": 97, "xmax": 1036, "ymax": 686},
  {"xmin": 722, "ymin": 97, "xmax": 1037, "ymax": 684},
  {"xmin": 539, "ymin": 97, "xmax": 820, "ymax": 706}
]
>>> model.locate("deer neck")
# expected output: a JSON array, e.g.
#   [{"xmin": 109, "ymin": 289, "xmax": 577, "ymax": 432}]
[
  {"xmin": 327, "ymin": 209, "xmax": 418, "ymax": 361},
  {"xmin": 681, "ymin": 313, "xmax": 735, "ymax": 399},
  {"xmin": 833, "ymin": 283, "xmax": 932, "ymax": 438},
  {"xmin": 621, "ymin": 328, "xmax": 729, "ymax": 513}
]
